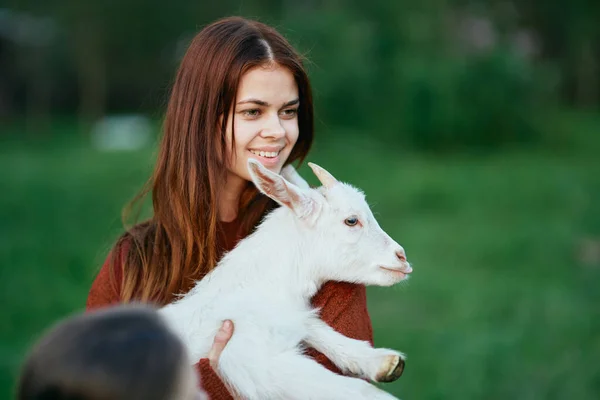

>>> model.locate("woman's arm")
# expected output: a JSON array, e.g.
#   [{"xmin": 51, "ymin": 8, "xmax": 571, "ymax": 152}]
[
  {"xmin": 306, "ymin": 281, "xmax": 374, "ymax": 373},
  {"xmin": 198, "ymin": 320, "xmax": 236, "ymax": 400}
]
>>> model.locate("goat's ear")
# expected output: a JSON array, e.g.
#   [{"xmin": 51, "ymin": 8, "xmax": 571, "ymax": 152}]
[
  {"xmin": 280, "ymin": 164, "xmax": 310, "ymax": 190},
  {"xmin": 248, "ymin": 159, "xmax": 317, "ymax": 219},
  {"xmin": 307, "ymin": 162, "xmax": 338, "ymax": 189}
]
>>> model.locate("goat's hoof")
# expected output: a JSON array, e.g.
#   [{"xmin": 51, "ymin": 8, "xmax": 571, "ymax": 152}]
[{"xmin": 376, "ymin": 355, "xmax": 405, "ymax": 383}]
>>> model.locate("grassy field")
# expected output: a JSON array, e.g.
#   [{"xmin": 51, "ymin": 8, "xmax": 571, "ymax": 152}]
[{"xmin": 1, "ymin": 115, "xmax": 599, "ymax": 399}]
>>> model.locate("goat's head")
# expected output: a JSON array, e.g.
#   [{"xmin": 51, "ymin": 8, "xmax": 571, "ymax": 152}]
[{"xmin": 247, "ymin": 159, "xmax": 412, "ymax": 287}]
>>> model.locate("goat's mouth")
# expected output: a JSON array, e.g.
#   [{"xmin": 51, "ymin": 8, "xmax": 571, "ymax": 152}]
[{"xmin": 380, "ymin": 265, "xmax": 412, "ymax": 279}]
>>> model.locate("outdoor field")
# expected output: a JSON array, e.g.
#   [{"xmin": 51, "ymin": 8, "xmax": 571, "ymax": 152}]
[{"xmin": 1, "ymin": 113, "xmax": 598, "ymax": 399}]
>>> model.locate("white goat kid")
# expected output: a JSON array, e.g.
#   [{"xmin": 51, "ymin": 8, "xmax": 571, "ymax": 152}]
[{"xmin": 159, "ymin": 159, "xmax": 413, "ymax": 400}]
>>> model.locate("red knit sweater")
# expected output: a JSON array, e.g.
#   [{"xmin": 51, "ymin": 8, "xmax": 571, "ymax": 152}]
[{"xmin": 86, "ymin": 220, "xmax": 374, "ymax": 400}]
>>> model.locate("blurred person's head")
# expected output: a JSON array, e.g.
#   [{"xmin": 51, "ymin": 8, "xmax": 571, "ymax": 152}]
[
  {"xmin": 120, "ymin": 16, "xmax": 314, "ymax": 305},
  {"xmin": 17, "ymin": 304, "xmax": 207, "ymax": 400}
]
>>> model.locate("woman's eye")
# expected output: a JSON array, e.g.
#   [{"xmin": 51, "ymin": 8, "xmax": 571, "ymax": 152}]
[
  {"xmin": 280, "ymin": 108, "xmax": 298, "ymax": 118},
  {"xmin": 344, "ymin": 217, "xmax": 359, "ymax": 227},
  {"xmin": 243, "ymin": 109, "xmax": 260, "ymax": 117}
]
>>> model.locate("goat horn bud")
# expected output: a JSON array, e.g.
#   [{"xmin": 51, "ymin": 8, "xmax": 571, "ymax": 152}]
[{"xmin": 307, "ymin": 162, "xmax": 338, "ymax": 189}]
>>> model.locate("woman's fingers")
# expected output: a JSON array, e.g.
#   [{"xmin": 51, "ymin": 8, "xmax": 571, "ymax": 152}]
[{"xmin": 207, "ymin": 320, "xmax": 234, "ymax": 369}]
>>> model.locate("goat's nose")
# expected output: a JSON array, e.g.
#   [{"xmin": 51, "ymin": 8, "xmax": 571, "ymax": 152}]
[{"xmin": 395, "ymin": 249, "xmax": 407, "ymax": 262}]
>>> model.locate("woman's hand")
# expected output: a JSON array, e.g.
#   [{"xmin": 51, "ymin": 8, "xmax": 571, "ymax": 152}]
[{"xmin": 207, "ymin": 320, "xmax": 234, "ymax": 369}]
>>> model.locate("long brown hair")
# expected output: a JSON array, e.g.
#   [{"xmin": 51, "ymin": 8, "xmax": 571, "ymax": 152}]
[{"xmin": 113, "ymin": 17, "xmax": 314, "ymax": 304}]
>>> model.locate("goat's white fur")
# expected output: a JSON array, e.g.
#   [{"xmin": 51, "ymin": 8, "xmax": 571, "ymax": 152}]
[{"xmin": 159, "ymin": 160, "xmax": 411, "ymax": 400}]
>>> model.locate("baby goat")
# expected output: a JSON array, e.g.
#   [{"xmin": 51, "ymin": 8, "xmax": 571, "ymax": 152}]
[{"xmin": 160, "ymin": 160, "xmax": 413, "ymax": 400}]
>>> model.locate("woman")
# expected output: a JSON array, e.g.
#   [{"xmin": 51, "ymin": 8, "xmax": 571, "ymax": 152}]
[{"xmin": 87, "ymin": 16, "xmax": 374, "ymax": 399}]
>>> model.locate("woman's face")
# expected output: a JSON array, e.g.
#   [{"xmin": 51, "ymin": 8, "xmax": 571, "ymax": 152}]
[{"xmin": 225, "ymin": 63, "xmax": 300, "ymax": 185}]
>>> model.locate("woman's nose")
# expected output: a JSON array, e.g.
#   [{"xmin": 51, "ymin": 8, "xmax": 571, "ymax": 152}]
[{"xmin": 261, "ymin": 115, "xmax": 286, "ymax": 138}]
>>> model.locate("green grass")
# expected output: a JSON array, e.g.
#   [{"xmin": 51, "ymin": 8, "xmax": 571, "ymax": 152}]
[{"xmin": 1, "ymin": 115, "xmax": 599, "ymax": 399}]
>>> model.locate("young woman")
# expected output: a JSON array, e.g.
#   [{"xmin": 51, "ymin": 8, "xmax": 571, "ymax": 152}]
[{"xmin": 87, "ymin": 16, "xmax": 374, "ymax": 399}]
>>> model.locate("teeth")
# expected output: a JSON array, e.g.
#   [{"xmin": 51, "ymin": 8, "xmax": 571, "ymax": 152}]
[{"xmin": 250, "ymin": 150, "xmax": 280, "ymax": 158}]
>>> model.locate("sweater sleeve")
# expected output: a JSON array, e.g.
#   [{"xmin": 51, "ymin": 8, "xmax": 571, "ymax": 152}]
[
  {"xmin": 305, "ymin": 281, "xmax": 374, "ymax": 374},
  {"xmin": 86, "ymin": 243, "xmax": 234, "ymax": 400},
  {"xmin": 196, "ymin": 360, "xmax": 234, "ymax": 400}
]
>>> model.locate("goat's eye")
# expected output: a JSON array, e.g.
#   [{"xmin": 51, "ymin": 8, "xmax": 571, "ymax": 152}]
[{"xmin": 344, "ymin": 217, "xmax": 359, "ymax": 227}]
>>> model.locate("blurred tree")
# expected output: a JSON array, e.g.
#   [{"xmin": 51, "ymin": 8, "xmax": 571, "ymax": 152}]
[
  {"xmin": 2, "ymin": 0, "xmax": 599, "ymax": 149},
  {"xmin": 0, "ymin": 6, "xmax": 58, "ymax": 132},
  {"xmin": 516, "ymin": 0, "xmax": 599, "ymax": 107},
  {"xmin": 8, "ymin": 0, "xmax": 241, "ymax": 131}
]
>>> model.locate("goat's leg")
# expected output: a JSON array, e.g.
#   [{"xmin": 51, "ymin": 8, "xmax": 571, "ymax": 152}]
[
  {"xmin": 304, "ymin": 317, "xmax": 406, "ymax": 382},
  {"xmin": 218, "ymin": 349, "xmax": 400, "ymax": 400}
]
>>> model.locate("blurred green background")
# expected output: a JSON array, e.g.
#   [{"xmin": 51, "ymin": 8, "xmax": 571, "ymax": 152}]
[{"xmin": 1, "ymin": 1, "xmax": 599, "ymax": 399}]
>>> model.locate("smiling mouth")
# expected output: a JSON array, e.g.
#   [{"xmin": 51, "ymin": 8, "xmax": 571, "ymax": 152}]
[{"xmin": 249, "ymin": 149, "xmax": 281, "ymax": 158}]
